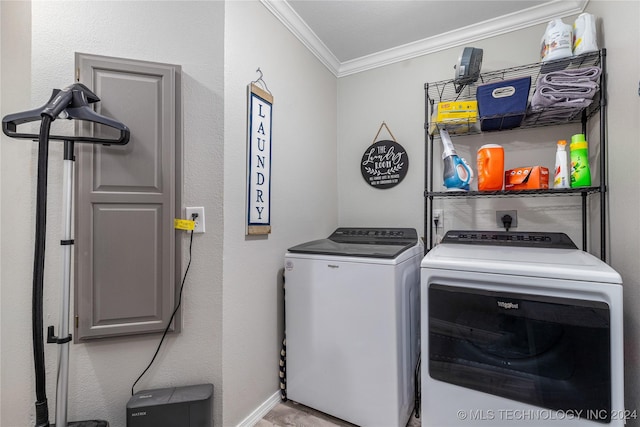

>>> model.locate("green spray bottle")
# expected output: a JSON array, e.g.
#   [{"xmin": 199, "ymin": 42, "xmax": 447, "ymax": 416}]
[{"xmin": 570, "ymin": 133, "xmax": 591, "ymax": 187}]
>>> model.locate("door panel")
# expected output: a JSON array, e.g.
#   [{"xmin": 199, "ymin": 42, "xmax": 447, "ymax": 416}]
[{"xmin": 74, "ymin": 53, "xmax": 181, "ymax": 340}]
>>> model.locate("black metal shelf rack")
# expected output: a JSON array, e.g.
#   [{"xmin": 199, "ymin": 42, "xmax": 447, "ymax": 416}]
[{"xmin": 424, "ymin": 49, "xmax": 608, "ymax": 260}]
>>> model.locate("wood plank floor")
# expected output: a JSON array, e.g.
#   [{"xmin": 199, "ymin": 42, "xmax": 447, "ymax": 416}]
[{"xmin": 257, "ymin": 400, "xmax": 421, "ymax": 427}]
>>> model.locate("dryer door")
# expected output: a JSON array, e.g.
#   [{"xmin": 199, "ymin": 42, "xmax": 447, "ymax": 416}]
[{"xmin": 428, "ymin": 284, "xmax": 611, "ymax": 420}]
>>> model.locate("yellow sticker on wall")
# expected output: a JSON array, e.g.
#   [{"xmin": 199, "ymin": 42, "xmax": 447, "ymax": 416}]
[{"xmin": 174, "ymin": 218, "xmax": 195, "ymax": 231}]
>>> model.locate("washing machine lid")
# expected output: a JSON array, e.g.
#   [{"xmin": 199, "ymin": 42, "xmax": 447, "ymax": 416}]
[
  {"xmin": 287, "ymin": 227, "xmax": 418, "ymax": 259},
  {"xmin": 422, "ymin": 230, "xmax": 622, "ymax": 284}
]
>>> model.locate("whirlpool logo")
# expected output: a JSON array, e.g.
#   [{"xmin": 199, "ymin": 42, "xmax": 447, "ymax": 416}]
[{"xmin": 497, "ymin": 300, "xmax": 519, "ymax": 309}]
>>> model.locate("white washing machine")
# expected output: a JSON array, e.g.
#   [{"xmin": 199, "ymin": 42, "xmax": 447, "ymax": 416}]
[
  {"xmin": 285, "ymin": 227, "xmax": 423, "ymax": 427},
  {"xmin": 420, "ymin": 230, "xmax": 624, "ymax": 426}
]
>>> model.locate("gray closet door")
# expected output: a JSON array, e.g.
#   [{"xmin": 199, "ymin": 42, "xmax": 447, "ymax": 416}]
[{"xmin": 74, "ymin": 53, "xmax": 182, "ymax": 340}]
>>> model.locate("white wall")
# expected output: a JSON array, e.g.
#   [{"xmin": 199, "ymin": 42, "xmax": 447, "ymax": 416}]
[
  {"xmin": 223, "ymin": 2, "xmax": 338, "ymax": 425},
  {"xmin": 0, "ymin": 2, "xmax": 2, "ymax": 416},
  {"xmin": 1, "ymin": 1, "xmax": 33, "ymax": 423},
  {"xmin": 337, "ymin": 0, "xmax": 640, "ymax": 422},
  {"xmin": 1, "ymin": 2, "xmax": 225, "ymax": 426},
  {"xmin": 588, "ymin": 1, "xmax": 640, "ymax": 419}
]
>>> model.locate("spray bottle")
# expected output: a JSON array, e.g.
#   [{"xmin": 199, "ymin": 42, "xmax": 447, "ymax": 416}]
[
  {"xmin": 553, "ymin": 139, "xmax": 570, "ymax": 189},
  {"xmin": 439, "ymin": 128, "xmax": 473, "ymax": 191}
]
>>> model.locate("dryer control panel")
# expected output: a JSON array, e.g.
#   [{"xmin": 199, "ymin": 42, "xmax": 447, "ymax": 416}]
[{"xmin": 442, "ymin": 230, "xmax": 577, "ymax": 249}]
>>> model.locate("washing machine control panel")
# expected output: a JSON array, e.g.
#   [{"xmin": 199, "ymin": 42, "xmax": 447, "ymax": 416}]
[
  {"xmin": 442, "ymin": 230, "xmax": 577, "ymax": 249},
  {"xmin": 330, "ymin": 227, "xmax": 417, "ymax": 244}
]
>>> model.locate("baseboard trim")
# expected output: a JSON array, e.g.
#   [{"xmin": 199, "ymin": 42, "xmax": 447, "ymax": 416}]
[{"xmin": 236, "ymin": 390, "xmax": 282, "ymax": 427}]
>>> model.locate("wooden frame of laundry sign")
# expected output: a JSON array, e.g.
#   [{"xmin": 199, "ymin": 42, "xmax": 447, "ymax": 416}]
[{"xmin": 246, "ymin": 82, "xmax": 273, "ymax": 235}]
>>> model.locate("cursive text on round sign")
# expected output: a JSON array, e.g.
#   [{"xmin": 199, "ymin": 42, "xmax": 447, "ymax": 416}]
[{"xmin": 360, "ymin": 140, "xmax": 409, "ymax": 189}]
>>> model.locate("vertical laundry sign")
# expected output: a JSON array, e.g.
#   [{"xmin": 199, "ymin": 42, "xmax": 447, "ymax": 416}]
[{"xmin": 247, "ymin": 81, "xmax": 273, "ymax": 235}]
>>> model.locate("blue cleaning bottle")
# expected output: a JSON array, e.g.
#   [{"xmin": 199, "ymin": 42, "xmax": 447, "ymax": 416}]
[{"xmin": 439, "ymin": 128, "xmax": 473, "ymax": 191}]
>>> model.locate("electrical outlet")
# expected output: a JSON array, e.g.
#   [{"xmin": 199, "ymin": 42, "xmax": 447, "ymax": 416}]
[
  {"xmin": 496, "ymin": 210, "xmax": 518, "ymax": 229},
  {"xmin": 433, "ymin": 209, "xmax": 444, "ymax": 228},
  {"xmin": 185, "ymin": 207, "xmax": 206, "ymax": 233}
]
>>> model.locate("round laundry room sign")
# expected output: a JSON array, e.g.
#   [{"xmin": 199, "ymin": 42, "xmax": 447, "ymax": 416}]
[{"xmin": 361, "ymin": 140, "xmax": 409, "ymax": 189}]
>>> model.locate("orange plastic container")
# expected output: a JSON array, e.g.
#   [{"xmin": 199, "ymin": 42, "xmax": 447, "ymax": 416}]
[{"xmin": 477, "ymin": 144, "xmax": 504, "ymax": 191}]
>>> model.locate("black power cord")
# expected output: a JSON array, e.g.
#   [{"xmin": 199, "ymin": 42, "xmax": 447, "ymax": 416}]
[
  {"xmin": 131, "ymin": 216, "xmax": 196, "ymax": 396},
  {"xmin": 502, "ymin": 214, "xmax": 513, "ymax": 232},
  {"xmin": 279, "ymin": 272, "xmax": 287, "ymax": 401}
]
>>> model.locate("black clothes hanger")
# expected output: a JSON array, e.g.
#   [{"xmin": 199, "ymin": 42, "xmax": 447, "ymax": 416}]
[{"xmin": 2, "ymin": 82, "xmax": 130, "ymax": 145}]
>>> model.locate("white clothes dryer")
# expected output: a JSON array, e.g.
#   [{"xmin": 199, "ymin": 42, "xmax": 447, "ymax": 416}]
[
  {"xmin": 285, "ymin": 227, "xmax": 423, "ymax": 427},
  {"xmin": 421, "ymin": 230, "xmax": 624, "ymax": 426}
]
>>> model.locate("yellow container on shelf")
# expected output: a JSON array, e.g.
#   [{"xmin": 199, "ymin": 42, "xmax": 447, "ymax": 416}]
[
  {"xmin": 430, "ymin": 100, "xmax": 478, "ymax": 135},
  {"xmin": 435, "ymin": 100, "xmax": 478, "ymax": 123}
]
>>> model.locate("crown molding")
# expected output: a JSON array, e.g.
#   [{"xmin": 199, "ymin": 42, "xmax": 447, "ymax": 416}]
[
  {"xmin": 261, "ymin": 0, "xmax": 588, "ymax": 78},
  {"xmin": 339, "ymin": 0, "xmax": 588, "ymax": 77},
  {"xmin": 260, "ymin": 0, "xmax": 341, "ymax": 75}
]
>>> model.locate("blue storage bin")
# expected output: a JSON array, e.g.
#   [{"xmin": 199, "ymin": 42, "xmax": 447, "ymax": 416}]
[{"xmin": 477, "ymin": 76, "xmax": 531, "ymax": 131}]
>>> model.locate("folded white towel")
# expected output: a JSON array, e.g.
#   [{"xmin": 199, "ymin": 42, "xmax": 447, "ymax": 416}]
[
  {"xmin": 537, "ymin": 83, "xmax": 597, "ymax": 99},
  {"xmin": 530, "ymin": 66, "xmax": 601, "ymax": 109},
  {"xmin": 541, "ymin": 66, "xmax": 601, "ymax": 85}
]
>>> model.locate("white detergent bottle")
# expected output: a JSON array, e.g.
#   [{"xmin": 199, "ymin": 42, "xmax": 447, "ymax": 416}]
[
  {"xmin": 554, "ymin": 139, "xmax": 570, "ymax": 189},
  {"xmin": 573, "ymin": 13, "xmax": 598, "ymax": 55},
  {"xmin": 541, "ymin": 19, "xmax": 573, "ymax": 61}
]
